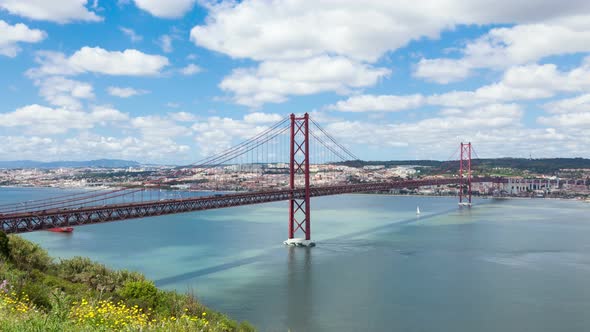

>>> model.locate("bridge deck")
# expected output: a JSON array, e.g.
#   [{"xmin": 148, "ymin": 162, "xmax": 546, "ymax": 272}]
[{"xmin": 1, "ymin": 177, "xmax": 501, "ymax": 234}]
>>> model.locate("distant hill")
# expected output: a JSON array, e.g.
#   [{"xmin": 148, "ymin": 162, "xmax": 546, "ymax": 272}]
[
  {"xmin": 0, "ymin": 159, "xmax": 141, "ymax": 169},
  {"xmin": 340, "ymin": 157, "xmax": 590, "ymax": 174}
]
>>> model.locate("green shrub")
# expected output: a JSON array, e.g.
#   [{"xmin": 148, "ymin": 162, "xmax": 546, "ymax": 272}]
[
  {"xmin": 117, "ymin": 279, "xmax": 161, "ymax": 311},
  {"xmin": 58, "ymin": 256, "xmax": 144, "ymax": 293},
  {"xmin": 21, "ymin": 281, "xmax": 51, "ymax": 309},
  {"xmin": 7, "ymin": 235, "xmax": 53, "ymax": 272},
  {"xmin": 40, "ymin": 272, "xmax": 89, "ymax": 296},
  {"xmin": 0, "ymin": 231, "xmax": 10, "ymax": 260}
]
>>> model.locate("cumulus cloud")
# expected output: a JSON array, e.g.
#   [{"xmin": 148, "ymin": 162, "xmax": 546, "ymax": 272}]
[
  {"xmin": 168, "ymin": 111, "xmax": 197, "ymax": 122},
  {"xmin": 322, "ymin": 104, "xmax": 573, "ymax": 158},
  {"xmin": 107, "ymin": 86, "xmax": 149, "ymax": 98},
  {"xmin": 28, "ymin": 47, "xmax": 169, "ymax": 77},
  {"xmin": 191, "ymin": 113, "xmax": 285, "ymax": 155},
  {"xmin": 191, "ymin": 1, "xmax": 590, "ymax": 63},
  {"xmin": 314, "ymin": 102, "xmax": 590, "ymax": 158},
  {"xmin": 0, "ymin": 134, "xmax": 190, "ymax": 162},
  {"xmin": 0, "ymin": 20, "xmax": 46, "ymax": 57},
  {"xmin": 180, "ymin": 63, "xmax": 201, "ymax": 75},
  {"xmin": 35, "ymin": 76, "xmax": 94, "ymax": 109},
  {"xmin": 133, "ymin": 0, "xmax": 195, "ymax": 18},
  {"xmin": 243, "ymin": 112, "xmax": 283, "ymax": 123},
  {"xmin": 0, "ymin": 104, "xmax": 128, "ymax": 134},
  {"xmin": 537, "ymin": 93, "xmax": 590, "ymax": 128},
  {"xmin": 413, "ymin": 58, "xmax": 472, "ymax": 84},
  {"xmin": 415, "ymin": 23, "xmax": 590, "ymax": 83},
  {"xmin": 543, "ymin": 93, "xmax": 590, "ymax": 114},
  {"xmin": 326, "ymin": 103, "xmax": 522, "ymax": 146},
  {"xmin": 220, "ymin": 55, "xmax": 390, "ymax": 107},
  {"xmin": 0, "ymin": 0, "xmax": 102, "ymax": 23},
  {"xmin": 131, "ymin": 115, "xmax": 192, "ymax": 143},
  {"xmin": 329, "ymin": 57, "xmax": 590, "ymax": 112},
  {"xmin": 328, "ymin": 94, "xmax": 424, "ymax": 112},
  {"xmin": 538, "ymin": 112, "xmax": 590, "ymax": 128},
  {"xmin": 190, "ymin": 0, "xmax": 590, "ymax": 103}
]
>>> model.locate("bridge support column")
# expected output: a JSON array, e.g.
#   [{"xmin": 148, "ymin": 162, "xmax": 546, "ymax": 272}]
[
  {"xmin": 459, "ymin": 142, "xmax": 472, "ymax": 207},
  {"xmin": 285, "ymin": 113, "xmax": 315, "ymax": 247}
]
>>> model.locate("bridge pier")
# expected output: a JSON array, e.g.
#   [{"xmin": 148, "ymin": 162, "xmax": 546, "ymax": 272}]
[{"xmin": 285, "ymin": 113, "xmax": 315, "ymax": 247}]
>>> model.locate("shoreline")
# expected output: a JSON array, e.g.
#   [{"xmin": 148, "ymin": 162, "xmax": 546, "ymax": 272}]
[
  {"xmin": 342, "ymin": 192, "xmax": 590, "ymax": 202},
  {"xmin": 1, "ymin": 185, "xmax": 588, "ymax": 202}
]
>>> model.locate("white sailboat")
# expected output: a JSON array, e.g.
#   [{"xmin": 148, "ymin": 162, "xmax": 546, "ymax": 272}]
[{"xmin": 416, "ymin": 206, "xmax": 421, "ymax": 216}]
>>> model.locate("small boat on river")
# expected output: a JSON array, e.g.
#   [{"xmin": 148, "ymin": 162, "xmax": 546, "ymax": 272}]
[{"xmin": 48, "ymin": 227, "xmax": 74, "ymax": 233}]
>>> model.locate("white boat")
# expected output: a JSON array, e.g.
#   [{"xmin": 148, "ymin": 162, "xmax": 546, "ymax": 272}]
[{"xmin": 416, "ymin": 206, "xmax": 421, "ymax": 215}]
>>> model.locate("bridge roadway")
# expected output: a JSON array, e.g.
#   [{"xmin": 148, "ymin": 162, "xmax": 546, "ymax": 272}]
[{"xmin": 1, "ymin": 177, "xmax": 502, "ymax": 234}]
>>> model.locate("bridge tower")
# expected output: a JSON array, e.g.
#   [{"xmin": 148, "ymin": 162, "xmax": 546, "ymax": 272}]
[
  {"xmin": 284, "ymin": 113, "xmax": 315, "ymax": 247},
  {"xmin": 459, "ymin": 142, "xmax": 472, "ymax": 207}
]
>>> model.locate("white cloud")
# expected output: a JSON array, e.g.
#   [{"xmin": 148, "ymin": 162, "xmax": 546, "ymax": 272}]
[
  {"xmin": 157, "ymin": 34, "xmax": 173, "ymax": 53},
  {"xmin": 315, "ymin": 102, "xmax": 590, "ymax": 158},
  {"xmin": 330, "ymin": 58, "xmax": 590, "ymax": 112},
  {"xmin": 413, "ymin": 58, "xmax": 472, "ymax": 84},
  {"xmin": 543, "ymin": 93, "xmax": 590, "ymax": 114},
  {"xmin": 0, "ymin": 0, "xmax": 102, "ymax": 23},
  {"xmin": 180, "ymin": 63, "xmax": 201, "ymax": 75},
  {"xmin": 191, "ymin": 1, "xmax": 590, "ymax": 63},
  {"xmin": 168, "ymin": 111, "xmax": 197, "ymax": 122},
  {"xmin": 537, "ymin": 93, "xmax": 590, "ymax": 128},
  {"xmin": 0, "ymin": 136, "xmax": 55, "ymax": 160},
  {"xmin": 0, "ymin": 20, "xmax": 46, "ymax": 57},
  {"xmin": 220, "ymin": 55, "xmax": 390, "ymax": 107},
  {"xmin": 191, "ymin": 0, "xmax": 590, "ymax": 101},
  {"xmin": 68, "ymin": 47, "xmax": 169, "ymax": 76},
  {"xmin": 0, "ymin": 104, "xmax": 128, "ymax": 134},
  {"xmin": 107, "ymin": 86, "xmax": 149, "ymax": 98},
  {"xmin": 328, "ymin": 94, "xmax": 424, "ymax": 112},
  {"xmin": 323, "ymin": 104, "xmax": 523, "ymax": 154},
  {"xmin": 29, "ymin": 47, "xmax": 169, "ymax": 77},
  {"xmin": 119, "ymin": 27, "xmax": 142, "ymax": 42},
  {"xmin": 243, "ymin": 112, "xmax": 283, "ymax": 123},
  {"xmin": 36, "ymin": 76, "xmax": 94, "ymax": 109},
  {"xmin": 0, "ymin": 134, "xmax": 190, "ymax": 162},
  {"xmin": 65, "ymin": 133, "xmax": 190, "ymax": 161},
  {"xmin": 133, "ymin": 0, "xmax": 195, "ymax": 18},
  {"xmin": 191, "ymin": 115, "xmax": 272, "ymax": 155},
  {"xmin": 131, "ymin": 115, "xmax": 192, "ymax": 140},
  {"xmin": 538, "ymin": 112, "xmax": 590, "ymax": 128},
  {"xmin": 415, "ymin": 23, "xmax": 590, "ymax": 83}
]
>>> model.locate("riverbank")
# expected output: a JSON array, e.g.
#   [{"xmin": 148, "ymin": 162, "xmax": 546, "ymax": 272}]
[
  {"xmin": 349, "ymin": 192, "xmax": 590, "ymax": 201},
  {"xmin": 0, "ymin": 232, "xmax": 255, "ymax": 332}
]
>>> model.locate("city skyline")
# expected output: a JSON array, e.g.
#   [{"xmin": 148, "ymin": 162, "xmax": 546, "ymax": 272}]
[{"xmin": 1, "ymin": 1, "xmax": 590, "ymax": 163}]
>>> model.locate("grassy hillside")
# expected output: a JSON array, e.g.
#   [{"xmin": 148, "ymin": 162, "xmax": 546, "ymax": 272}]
[{"xmin": 0, "ymin": 231, "xmax": 255, "ymax": 332}]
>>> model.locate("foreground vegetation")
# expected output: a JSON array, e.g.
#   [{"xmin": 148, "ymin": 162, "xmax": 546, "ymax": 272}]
[{"xmin": 0, "ymin": 231, "xmax": 255, "ymax": 331}]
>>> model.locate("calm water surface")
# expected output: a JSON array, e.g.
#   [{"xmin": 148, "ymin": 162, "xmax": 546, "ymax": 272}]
[{"xmin": 3, "ymin": 187, "xmax": 590, "ymax": 331}]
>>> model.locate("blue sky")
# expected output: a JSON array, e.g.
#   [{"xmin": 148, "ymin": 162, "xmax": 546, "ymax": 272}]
[{"xmin": 1, "ymin": 0, "xmax": 590, "ymax": 164}]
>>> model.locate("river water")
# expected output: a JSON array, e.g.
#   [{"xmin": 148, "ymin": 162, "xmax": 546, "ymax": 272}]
[{"xmin": 3, "ymin": 187, "xmax": 590, "ymax": 331}]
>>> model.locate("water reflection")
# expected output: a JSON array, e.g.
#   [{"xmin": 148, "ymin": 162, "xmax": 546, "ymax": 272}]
[{"xmin": 286, "ymin": 247, "xmax": 312, "ymax": 331}]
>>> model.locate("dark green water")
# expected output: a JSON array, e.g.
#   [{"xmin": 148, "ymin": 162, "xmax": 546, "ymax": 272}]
[{"xmin": 3, "ymin": 188, "xmax": 590, "ymax": 331}]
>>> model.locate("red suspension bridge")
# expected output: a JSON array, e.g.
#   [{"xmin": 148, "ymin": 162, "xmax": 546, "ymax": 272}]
[{"xmin": 0, "ymin": 113, "xmax": 501, "ymax": 244}]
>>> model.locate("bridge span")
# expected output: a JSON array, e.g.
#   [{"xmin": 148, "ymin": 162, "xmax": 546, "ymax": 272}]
[{"xmin": 1, "ymin": 177, "xmax": 500, "ymax": 234}]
